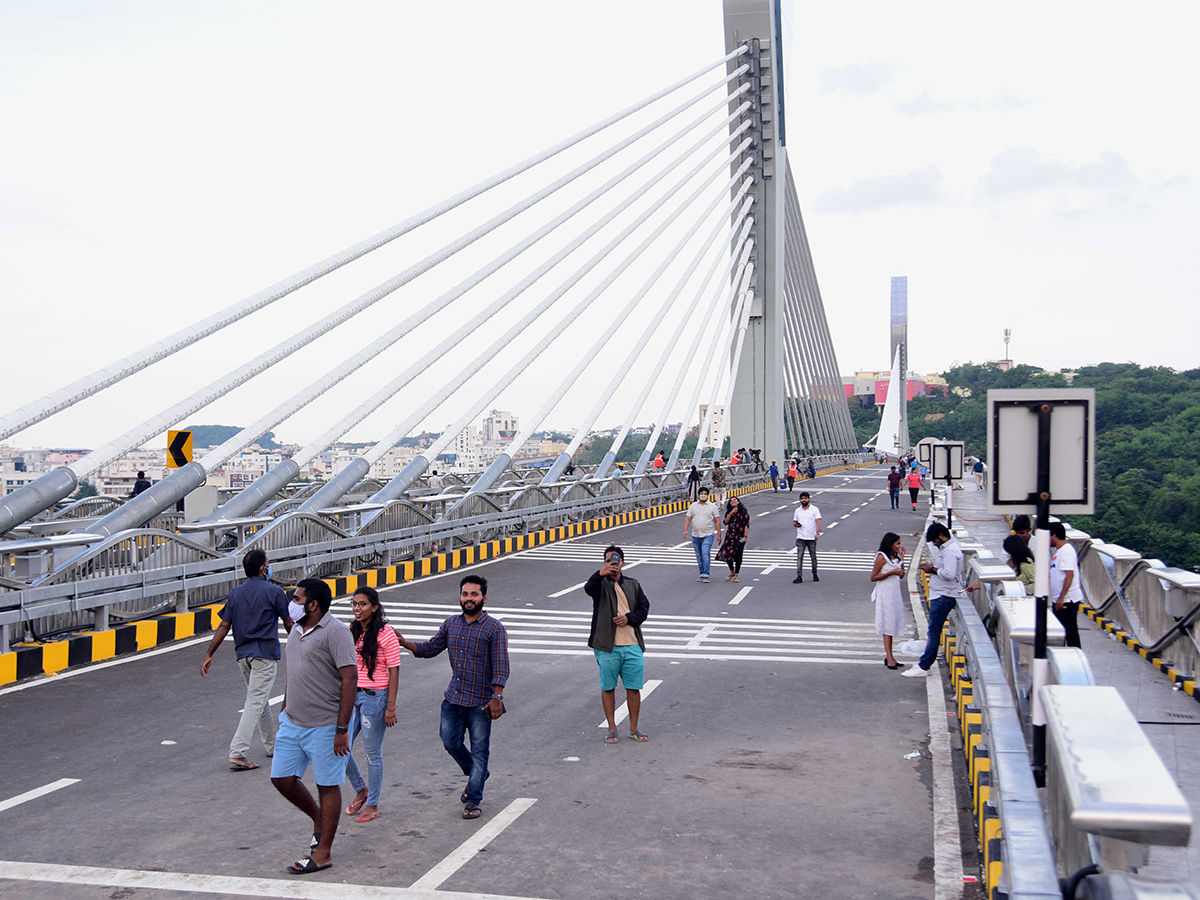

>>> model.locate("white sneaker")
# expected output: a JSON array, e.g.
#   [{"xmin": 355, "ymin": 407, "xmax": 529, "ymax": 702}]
[{"xmin": 901, "ymin": 666, "xmax": 931, "ymax": 678}]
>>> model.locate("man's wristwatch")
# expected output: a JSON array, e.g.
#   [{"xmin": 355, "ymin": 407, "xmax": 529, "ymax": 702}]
[
  {"xmin": 335, "ymin": 725, "xmax": 349, "ymax": 734},
  {"xmin": 491, "ymin": 695, "xmax": 503, "ymax": 701}
]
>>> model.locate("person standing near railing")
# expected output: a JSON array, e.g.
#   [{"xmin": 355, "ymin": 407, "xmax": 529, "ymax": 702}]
[
  {"xmin": 710, "ymin": 459, "xmax": 727, "ymax": 503},
  {"xmin": 903, "ymin": 523, "xmax": 962, "ymax": 678},
  {"xmin": 1048, "ymin": 523, "xmax": 1083, "ymax": 648}
]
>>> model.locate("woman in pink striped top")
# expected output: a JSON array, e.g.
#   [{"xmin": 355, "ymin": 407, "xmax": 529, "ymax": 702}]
[{"xmin": 344, "ymin": 587, "xmax": 401, "ymax": 823}]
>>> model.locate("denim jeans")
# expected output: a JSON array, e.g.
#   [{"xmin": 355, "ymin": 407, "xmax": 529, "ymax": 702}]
[
  {"xmin": 919, "ymin": 596, "xmax": 958, "ymax": 670},
  {"xmin": 796, "ymin": 539, "xmax": 818, "ymax": 577},
  {"xmin": 440, "ymin": 699, "xmax": 492, "ymax": 804},
  {"xmin": 691, "ymin": 534, "xmax": 715, "ymax": 576},
  {"xmin": 345, "ymin": 691, "xmax": 389, "ymax": 807},
  {"xmin": 230, "ymin": 657, "xmax": 277, "ymax": 758},
  {"xmin": 889, "ymin": 487, "xmax": 900, "ymax": 509}
]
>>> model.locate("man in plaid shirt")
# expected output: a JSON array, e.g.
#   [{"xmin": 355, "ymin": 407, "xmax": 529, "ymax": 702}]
[{"xmin": 395, "ymin": 574, "xmax": 509, "ymax": 820}]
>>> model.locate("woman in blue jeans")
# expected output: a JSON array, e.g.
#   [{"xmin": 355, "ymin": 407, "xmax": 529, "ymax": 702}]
[
  {"xmin": 344, "ymin": 587, "xmax": 401, "ymax": 823},
  {"xmin": 683, "ymin": 487, "xmax": 723, "ymax": 583}
]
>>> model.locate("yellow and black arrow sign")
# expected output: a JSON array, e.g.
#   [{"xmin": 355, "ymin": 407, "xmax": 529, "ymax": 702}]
[{"xmin": 167, "ymin": 430, "xmax": 193, "ymax": 468}]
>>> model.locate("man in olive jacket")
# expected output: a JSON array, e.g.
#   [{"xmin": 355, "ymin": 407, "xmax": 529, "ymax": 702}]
[{"xmin": 583, "ymin": 544, "xmax": 651, "ymax": 744}]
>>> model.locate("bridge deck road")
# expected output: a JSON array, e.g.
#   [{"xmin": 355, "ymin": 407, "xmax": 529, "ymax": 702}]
[{"xmin": 0, "ymin": 466, "xmax": 961, "ymax": 900}]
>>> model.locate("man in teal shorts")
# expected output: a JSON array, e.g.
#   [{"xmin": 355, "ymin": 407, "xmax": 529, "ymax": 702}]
[{"xmin": 584, "ymin": 545, "xmax": 651, "ymax": 744}]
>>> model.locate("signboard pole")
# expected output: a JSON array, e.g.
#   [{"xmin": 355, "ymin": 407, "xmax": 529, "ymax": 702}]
[
  {"xmin": 1031, "ymin": 402, "xmax": 1052, "ymax": 788},
  {"xmin": 945, "ymin": 473, "xmax": 953, "ymax": 531}
]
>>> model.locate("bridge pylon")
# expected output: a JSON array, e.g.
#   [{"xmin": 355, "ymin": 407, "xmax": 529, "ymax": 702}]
[{"xmin": 722, "ymin": 0, "xmax": 858, "ymax": 459}]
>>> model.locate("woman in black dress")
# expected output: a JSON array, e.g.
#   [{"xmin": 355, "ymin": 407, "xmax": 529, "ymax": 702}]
[
  {"xmin": 686, "ymin": 465, "xmax": 702, "ymax": 502},
  {"xmin": 717, "ymin": 496, "xmax": 751, "ymax": 583}
]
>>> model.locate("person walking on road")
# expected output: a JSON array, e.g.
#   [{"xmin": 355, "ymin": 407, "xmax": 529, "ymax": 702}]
[
  {"xmin": 584, "ymin": 545, "xmax": 651, "ymax": 744},
  {"xmin": 887, "ymin": 466, "xmax": 902, "ymax": 510},
  {"xmin": 1049, "ymin": 523, "xmax": 1083, "ymax": 648},
  {"xmin": 870, "ymin": 532, "xmax": 907, "ymax": 669},
  {"xmin": 973, "ymin": 457, "xmax": 986, "ymax": 490},
  {"xmin": 791, "ymin": 492, "xmax": 822, "ymax": 584},
  {"xmin": 200, "ymin": 548, "xmax": 294, "ymax": 772},
  {"xmin": 786, "ymin": 460, "xmax": 798, "ymax": 492},
  {"xmin": 270, "ymin": 579, "xmax": 357, "ymax": 875},
  {"xmin": 684, "ymin": 486, "xmax": 722, "ymax": 583},
  {"xmin": 718, "ymin": 496, "xmax": 750, "ymax": 583},
  {"xmin": 905, "ymin": 466, "xmax": 924, "ymax": 512},
  {"xmin": 710, "ymin": 459, "xmax": 727, "ymax": 503},
  {"xmin": 686, "ymin": 465, "xmax": 702, "ymax": 502},
  {"xmin": 769, "ymin": 460, "xmax": 780, "ymax": 492},
  {"xmin": 393, "ymin": 575, "xmax": 508, "ymax": 820},
  {"xmin": 903, "ymin": 524, "xmax": 963, "ymax": 678},
  {"xmin": 343, "ymin": 587, "xmax": 401, "ymax": 825}
]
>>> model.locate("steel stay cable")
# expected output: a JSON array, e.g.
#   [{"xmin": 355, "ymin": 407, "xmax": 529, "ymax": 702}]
[
  {"xmin": 319, "ymin": 142, "xmax": 755, "ymax": 527},
  {"xmin": 470, "ymin": 179, "xmax": 756, "ymax": 496},
  {"xmin": 440, "ymin": 161, "xmax": 759, "ymax": 512},
  {"xmin": 268, "ymin": 124, "xmax": 756, "ymax": 520},
  {"xmin": 0, "ymin": 44, "xmax": 749, "ymax": 444},
  {"xmin": 0, "ymin": 78, "xmax": 755, "ymax": 534},
  {"xmin": 629, "ymin": 224, "xmax": 754, "ymax": 478},
  {"xmin": 664, "ymin": 250, "xmax": 752, "ymax": 472},
  {"xmin": 692, "ymin": 261, "xmax": 757, "ymax": 465},
  {"xmin": 584, "ymin": 197, "xmax": 756, "ymax": 480},
  {"xmin": 237, "ymin": 108, "xmax": 756, "ymax": 520}
]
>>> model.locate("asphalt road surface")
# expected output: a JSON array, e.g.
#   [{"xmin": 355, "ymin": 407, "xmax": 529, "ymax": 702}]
[{"xmin": 0, "ymin": 465, "xmax": 965, "ymax": 900}]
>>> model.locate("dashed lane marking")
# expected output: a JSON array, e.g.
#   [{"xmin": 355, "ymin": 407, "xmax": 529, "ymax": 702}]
[
  {"xmin": 0, "ymin": 779, "xmax": 80, "ymax": 813},
  {"xmin": 410, "ymin": 798, "xmax": 538, "ymax": 891},
  {"xmin": 599, "ymin": 679, "xmax": 663, "ymax": 728},
  {"xmin": 728, "ymin": 586, "xmax": 753, "ymax": 606}
]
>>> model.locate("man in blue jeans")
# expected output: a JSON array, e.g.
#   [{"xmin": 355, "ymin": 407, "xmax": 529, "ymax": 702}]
[
  {"xmin": 903, "ymin": 523, "xmax": 964, "ymax": 678},
  {"xmin": 684, "ymin": 486, "xmax": 722, "ymax": 583},
  {"xmin": 395, "ymin": 575, "xmax": 509, "ymax": 820}
]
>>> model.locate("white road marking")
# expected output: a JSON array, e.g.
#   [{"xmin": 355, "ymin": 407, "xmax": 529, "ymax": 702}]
[
  {"xmin": 0, "ymin": 859, "xmax": 547, "ymax": 900},
  {"xmin": 670, "ymin": 541, "xmax": 691, "ymax": 549},
  {"xmin": 761, "ymin": 563, "xmax": 780, "ymax": 575},
  {"xmin": 0, "ymin": 636, "xmax": 213, "ymax": 697},
  {"xmin": 840, "ymin": 514, "xmax": 850, "ymax": 519},
  {"xmin": 828, "ymin": 522, "xmax": 838, "ymax": 528},
  {"xmin": 685, "ymin": 623, "xmax": 719, "ymax": 650},
  {"xmin": 0, "ymin": 778, "xmax": 80, "ymax": 813},
  {"xmin": 776, "ymin": 505, "xmax": 788, "ymax": 510},
  {"xmin": 756, "ymin": 511, "xmax": 772, "ymax": 517},
  {"xmin": 599, "ymin": 679, "xmax": 663, "ymax": 727},
  {"xmin": 728, "ymin": 586, "xmax": 753, "ymax": 606},
  {"xmin": 410, "ymin": 797, "xmax": 538, "ymax": 890}
]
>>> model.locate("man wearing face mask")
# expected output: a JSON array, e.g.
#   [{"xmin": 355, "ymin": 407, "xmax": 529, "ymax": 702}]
[
  {"xmin": 394, "ymin": 575, "xmax": 509, "ymax": 820},
  {"xmin": 584, "ymin": 545, "xmax": 651, "ymax": 744},
  {"xmin": 201, "ymin": 548, "xmax": 294, "ymax": 771}
]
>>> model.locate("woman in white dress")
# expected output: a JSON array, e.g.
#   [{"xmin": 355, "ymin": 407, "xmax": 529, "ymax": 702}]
[{"xmin": 870, "ymin": 532, "xmax": 907, "ymax": 669}]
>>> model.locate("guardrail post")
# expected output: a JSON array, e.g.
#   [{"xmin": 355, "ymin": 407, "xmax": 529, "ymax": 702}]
[
  {"xmin": 0, "ymin": 620, "xmax": 10, "ymax": 654},
  {"xmin": 92, "ymin": 604, "xmax": 108, "ymax": 633}
]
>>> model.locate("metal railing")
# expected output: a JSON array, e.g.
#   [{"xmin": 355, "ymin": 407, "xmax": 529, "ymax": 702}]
[{"xmin": 2, "ymin": 459, "xmax": 871, "ymax": 652}]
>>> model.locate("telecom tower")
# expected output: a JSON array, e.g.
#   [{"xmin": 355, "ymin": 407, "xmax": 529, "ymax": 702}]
[{"xmin": 890, "ymin": 276, "xmax": 910, "ymax": 452}]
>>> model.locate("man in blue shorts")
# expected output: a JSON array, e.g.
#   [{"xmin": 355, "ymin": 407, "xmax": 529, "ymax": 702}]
[
  {"xmin": 584, "ymin": 545, "xmax": 651, "ymax": 744},
  {"xmin": 270, "ymin": 578, "xmax": 357, "ymax": 875}
]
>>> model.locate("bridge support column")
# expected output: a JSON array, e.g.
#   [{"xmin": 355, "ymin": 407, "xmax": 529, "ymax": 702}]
[{"xmin": 724, "ymin": 1, "xmax": 786, "ymax": 461}]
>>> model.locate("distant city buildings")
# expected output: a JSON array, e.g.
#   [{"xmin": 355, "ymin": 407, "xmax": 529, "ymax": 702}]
[{"xmin": 841, "ymin": 370, "xmax": 947, "ymax": 405}]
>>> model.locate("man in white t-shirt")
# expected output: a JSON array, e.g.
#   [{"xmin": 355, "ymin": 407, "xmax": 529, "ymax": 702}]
[
  {"xmin": 684, "ymin": 487, "xmax": 723, "ymax": 583},
  {"xmin": 1049, "ymin": 522, "xmax": 1084, "ymax": 648},
  {"xmin": 791, "ymin": 491, "xmax": 822, "ymax": 584}
]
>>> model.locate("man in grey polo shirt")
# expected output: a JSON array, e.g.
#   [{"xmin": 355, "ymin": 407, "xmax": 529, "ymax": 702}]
[
  {"xmin": 200, "ymin": 548, "xmax": 293, "ymax": 770},
  {"xmin": 270, "ymin": 578, "xmax": 357, "ymax": 876}
]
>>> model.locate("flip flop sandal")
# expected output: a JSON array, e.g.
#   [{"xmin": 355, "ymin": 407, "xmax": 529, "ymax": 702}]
[
  {"xmin": 228, "ymin": 757, "xmax": 259, "ymax": 771},
  {"xmin": 603, "ymin": 731, "xmax": 620, "ymax": 744},
  {"xmin": 629, "ymin": 730, "xmax": 650, "ymax": 742},
  {"xmin": 462, "ymin": 803, "xmax": 482, "ymax": 820},
  {"xmin": 346, "ymin": 796, "xmax": 367, "ymax": 816},
  {"xmin": 355, "ymin": 811, "xmax": 381, "ymax": 823},
  {"xmin": 460, "ymin": 791, "xmax": 469, "ymax": 804},
  {"xmin": 288, "ymin": 856, "xmax": 332, "ymax": 875}
]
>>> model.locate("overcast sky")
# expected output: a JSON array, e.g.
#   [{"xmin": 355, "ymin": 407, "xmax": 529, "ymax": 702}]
[{"xmin": 2, "ymin": 1, "xmax": 1197, "ymax": 451}]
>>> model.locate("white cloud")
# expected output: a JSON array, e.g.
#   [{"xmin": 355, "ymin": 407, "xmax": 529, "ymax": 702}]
[
  {"xmin": 896, "ymin": 87, "xmax": 1031, "ymax": 116},
  {"xmin": 818, "ymin": 61, "xmax": 896, "ymax": 97},
  {"xmin": 813, "ymin": 166, "xmax": 943, "ymax": 214}
]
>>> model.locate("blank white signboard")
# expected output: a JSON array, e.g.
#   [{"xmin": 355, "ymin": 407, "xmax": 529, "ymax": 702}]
[
  {"xmin": 931, "ymin": 442, "xmax": 965, "ymax": 480},
  {"xmin": 987, "ymin": 389, "xmax": 1094, "ymax": 515}
]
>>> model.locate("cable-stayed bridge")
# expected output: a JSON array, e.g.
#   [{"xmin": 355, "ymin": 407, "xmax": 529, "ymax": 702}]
[
  {"xmin": 3, "ymin": 5, "xmax": 1194, "ymax": 900},
  {"xmin": 0, "ymin": 3, "xmax": 862, "ymax": 636}
]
